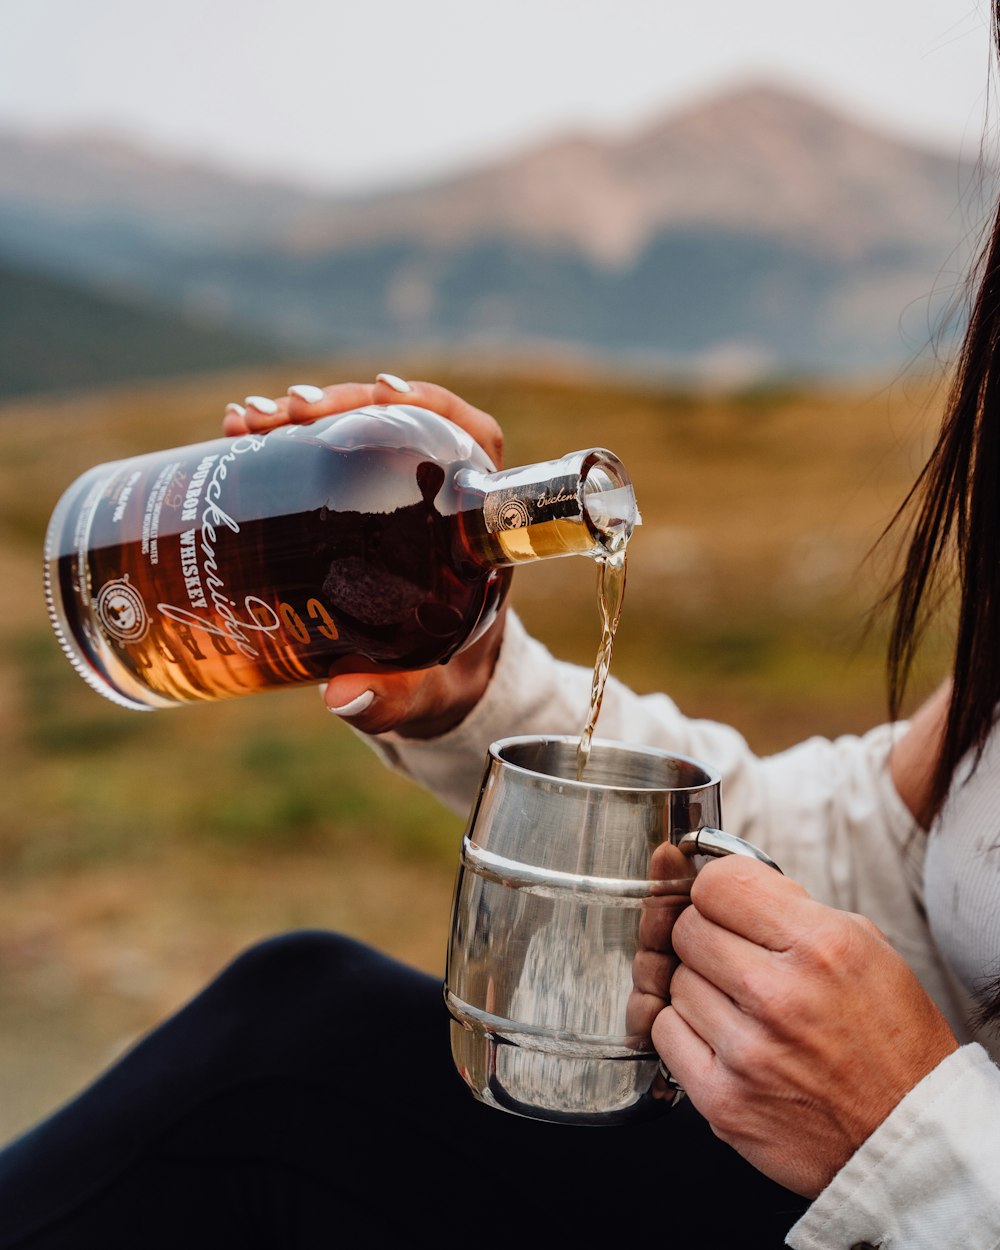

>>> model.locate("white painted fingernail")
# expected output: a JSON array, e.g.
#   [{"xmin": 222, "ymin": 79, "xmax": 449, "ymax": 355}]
[
  {"xmin": 327, "ymin": 690, "xmax": 375, "ymax": 717},
  {"xmin": 375, "ymin": 372, "xmax": 412, "ymax": 394},
  {"xmin": 225, "ymin": 402, "xmax": 246, "ymax": 418},
  {"xmin": 245, "ymin": 395, "xmax": 278, "ymax": 414},
  {"xmin": 289, "ymin": 384, "xmax": 325, "ymax": 403}
]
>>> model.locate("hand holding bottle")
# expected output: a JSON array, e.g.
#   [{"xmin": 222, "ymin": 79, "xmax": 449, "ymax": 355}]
[
  {"xmin": 226, "ymin": 374, "xmax": 506, "ymax": 475},
  {"xmin": 48, "ymin": 372, "xmax": 633, "ymax": 722},
  {"xmin": 221, "ymin": 374, "xmax": 510, "ymax": 740}
]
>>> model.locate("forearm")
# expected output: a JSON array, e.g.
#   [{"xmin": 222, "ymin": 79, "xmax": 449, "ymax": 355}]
[{"xmin": 358, "ymin": 610, "xmax": 770, "ymax": 817}]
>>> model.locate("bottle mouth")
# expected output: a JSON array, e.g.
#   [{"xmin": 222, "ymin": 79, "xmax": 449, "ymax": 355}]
[{"xmin": 582, "ymin": 462, "xmax": 639, "ymax": 552}]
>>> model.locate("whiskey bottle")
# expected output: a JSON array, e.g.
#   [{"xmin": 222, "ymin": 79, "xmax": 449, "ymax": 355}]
[{"xmin": 44, "ymin": 404, "xmax": 637, "ymax": 710}]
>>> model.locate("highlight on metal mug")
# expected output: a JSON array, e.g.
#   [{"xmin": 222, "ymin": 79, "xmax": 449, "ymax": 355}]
[{"xmin": 443, "ymin": 734, "xmax": 781, "ymax": 1126}]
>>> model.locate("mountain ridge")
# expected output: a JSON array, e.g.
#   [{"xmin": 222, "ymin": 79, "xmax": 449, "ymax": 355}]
[
  {"xmin": 300, "ymin": 82, "xmax": 985, "ymax": 266},
  {"xmin": 1, "ymin": 82, "xmax": 985, "ymax": 258},
  {"xmin": 1, "ymin": 80, "xmax": 991, "ymax": 383}
]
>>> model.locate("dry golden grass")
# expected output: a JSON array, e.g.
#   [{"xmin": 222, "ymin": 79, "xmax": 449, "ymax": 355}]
[{"xmin": 0, "ymin": 357, "xmax": 953, "ymax": 1142}]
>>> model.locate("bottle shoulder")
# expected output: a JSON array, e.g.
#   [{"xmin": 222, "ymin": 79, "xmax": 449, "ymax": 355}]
[{"xmin": 294, "ymin": 404, "xmax": 498, "ymax": 474}]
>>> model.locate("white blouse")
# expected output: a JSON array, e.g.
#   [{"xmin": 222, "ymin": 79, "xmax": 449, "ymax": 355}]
[{"xmin": 925, "ymin": 728, "xmax": 1000, "ymax": 1012}]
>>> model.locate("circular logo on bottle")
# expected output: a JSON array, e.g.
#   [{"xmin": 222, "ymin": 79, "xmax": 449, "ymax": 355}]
[
  {"xmin": 95, "ymin": 577, "xmax": 150, "ymax": 644},
  {"xmin": 494, "ymin": 498, "xmax": 532, "ymax": 531}
]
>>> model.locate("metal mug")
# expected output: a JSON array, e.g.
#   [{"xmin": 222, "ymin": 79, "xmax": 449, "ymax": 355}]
[{"xmin": 444, "ymin": 734, "xmax": 781, "ymax": 1126}]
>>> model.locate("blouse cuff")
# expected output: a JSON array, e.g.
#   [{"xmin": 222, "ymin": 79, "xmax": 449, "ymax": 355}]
[
  {"xmin": 788, "ymin": 1043, "xmax": 1000, "ymax": 1249},
  {"xmin": 357, "ymin": 611, "xmax": 556, "ymax": 816}
]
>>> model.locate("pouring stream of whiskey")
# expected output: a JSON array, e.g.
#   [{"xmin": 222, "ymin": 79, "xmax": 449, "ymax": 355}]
[{"xmin": 576, "ymin": 545, "xmax": 627, "ymax": 778}]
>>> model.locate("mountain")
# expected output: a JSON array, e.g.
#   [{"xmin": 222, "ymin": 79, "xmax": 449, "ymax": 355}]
[
  {"xmin": 1, "ymin": 83, "xmax": 993, "ymax": 386},
  {"xmin": 0, "ymin": 261, "xmax": 280, "ymax": 398},
  {"xmin": 287, "ymin": 83, "xmax": 980, "ymax": 265}
]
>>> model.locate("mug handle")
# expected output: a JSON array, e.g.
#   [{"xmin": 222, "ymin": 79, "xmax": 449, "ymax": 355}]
[{"xmin": 678, "ymin": 827, "xmax": 783, "ymax": 874}]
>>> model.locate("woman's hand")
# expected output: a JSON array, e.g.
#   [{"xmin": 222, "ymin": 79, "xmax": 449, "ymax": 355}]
[
  {"xmin": 221, "ymin": 373, "xmax": 508, "ymax": 740},
  {"xmin": 224, "ymin": 373, "xmax": 504, "ymax": 469},
  {"xmin": 652, "ymin": 857, "xmax": 959, "ymax": 1198}
]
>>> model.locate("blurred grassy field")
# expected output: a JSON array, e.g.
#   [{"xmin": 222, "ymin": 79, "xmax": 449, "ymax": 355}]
[{"xmin": 0, "ymin": 357, "xmax": 953, "ymax": 1142}]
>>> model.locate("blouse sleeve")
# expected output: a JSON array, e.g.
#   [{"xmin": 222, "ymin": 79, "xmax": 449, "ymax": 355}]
[{"xmin": 787, "ymin": 1044, "xmax": 1000, "ymax": 1250}]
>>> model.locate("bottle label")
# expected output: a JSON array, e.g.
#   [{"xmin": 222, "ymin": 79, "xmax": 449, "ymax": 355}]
[
  {"xmin": 152, "ymin": 436, "xmax": 277, "ymax": 659},
  {"xmin": 47, "ymin": 414, "xmax": 509, "ymax": 707},
  {"xmin": 482, "ymin": 472, "xmax": 581, "ymax": 534},
  {"xmin": 80, "ymin": 436, "xmax": 276, "ymax": 657}
]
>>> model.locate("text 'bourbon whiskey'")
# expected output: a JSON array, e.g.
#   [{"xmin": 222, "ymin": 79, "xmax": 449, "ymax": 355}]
[{"xmin": 45, "ymin": 404, "xmax": 638, "ymax": 710}]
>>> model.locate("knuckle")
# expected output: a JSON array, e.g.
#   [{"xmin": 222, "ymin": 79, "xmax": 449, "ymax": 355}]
[
  {"xmin": 689, "ymin": 856, "xmax": 758, "ymax": 911},
  {"xmin": 699, "ymin": 1083, "xmax": 744, "ymax": 1140},
  {"xmin": 709, "ymin": 1113, "xmax": 743, "ymax": 1150},
  {"xmin": 728, "ymin": 1029, "xmax": 773, "ymax": 1076},
  {"xmin": 798, "ymin": 914, "xmax": 874, "ymax": 975},
  {"xmin": 736, "ymin": 968, "xmax": 792, "ymax": 1021},
  {"xmin": 850, "ymin": 912, "xmax": 888, "ymax": 944}
]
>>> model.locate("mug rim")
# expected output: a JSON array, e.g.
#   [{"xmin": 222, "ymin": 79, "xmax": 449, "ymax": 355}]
[{"xmin": 488, "ymin": 734, "xmax": 721, "ymax": 794}]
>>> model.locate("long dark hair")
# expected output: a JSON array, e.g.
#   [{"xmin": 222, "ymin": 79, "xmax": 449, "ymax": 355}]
[
  {"xmin": 887, "ymin": 10, "xmax": 1000, "ymax": 818},
  {"xmin": 886, "ymin": 199, "xmax": 1000, "ymax": 814},
  {"xmin": 885, "ymin": 4, "xmax": 1000, "ymax": 1027}
]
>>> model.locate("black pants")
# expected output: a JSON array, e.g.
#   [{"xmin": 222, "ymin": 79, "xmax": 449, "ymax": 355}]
[{"xmin": 0, "ymin": 931, "xmax": 810, "ymax": 1248}]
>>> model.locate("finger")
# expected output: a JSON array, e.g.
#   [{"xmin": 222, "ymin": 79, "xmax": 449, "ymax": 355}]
[
  {"xmin": 651, "ymin": 1002, "xmax": 718, "ymax": 1099},
  {"xmin": 285, "ymin": 381, "xmax": 378, "ymax": 424},
  {"xmin": 689, "ymin": 855, "xmax": 813, "ymax": 950},
  {"xmin": 671, "ymin": 904, "xmax": 779, "ymax": 1010},
  {"xmin": 649, "ymin": 839, "xmax": 697, "ymax": 884},
  {"xmin": 220, "ymin": 402, "xmax": 249, "ymax": 435},
  {"xmin": 631, "ymin": 947, "xmax": 676, "ymax": 999},
  {"xmin": 242, "ymin": 394, "xmax": 290, "ymax": 431},
  {"xmin": 321, "ymin": 659, "xmax": 479, "ymax": 738},
  {"xmin": 221, "ymin": 383, "xmax": 376, "ymax": 436},
  {"xmin": 637, "ymin": 892, "xmax": 688, "ymax": 953},
  {"xmin": 371, "ymin": 376, "xmax": 505, "ymax": 468},
  {"xmin": 625, "ymin": 986, "xmax": 665, "ymax": 1038},
  {"xmin": 320, "ymin": 650, "xmax": 488, "ymax": 739},
  {"xmin": 321, "ymin": 667, "xmax": 426, "ymax": 736},
  {"xmin": 666, "ymin": 962, "xmax": 751, "ymax": 1067}
]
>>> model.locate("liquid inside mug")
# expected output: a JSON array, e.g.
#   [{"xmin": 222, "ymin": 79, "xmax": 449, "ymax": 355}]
[{"xmin": 444, "ymin": 735, "xmax": 781, "ymax": 1126}]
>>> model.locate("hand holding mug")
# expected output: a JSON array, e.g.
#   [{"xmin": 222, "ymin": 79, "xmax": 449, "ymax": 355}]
[{"xmin": 652, "ymin": 856, "xmax": 960, "ymax": 1197}]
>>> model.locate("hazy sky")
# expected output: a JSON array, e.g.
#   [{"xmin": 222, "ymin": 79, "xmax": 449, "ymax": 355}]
[{"xmin": 1, "ymin": 0, "xmax": 994, "ymax": 192}]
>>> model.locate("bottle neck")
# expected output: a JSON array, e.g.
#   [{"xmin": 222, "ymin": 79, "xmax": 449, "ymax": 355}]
[{"xmin": 460, "ymin": 449, "xmax": 638, "ymax": 566}]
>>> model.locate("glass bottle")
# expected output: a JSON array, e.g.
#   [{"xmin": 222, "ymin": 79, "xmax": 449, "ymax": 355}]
[{"xmin": 44, "ymin": 404, "xmax": 637, "ymax": 710}]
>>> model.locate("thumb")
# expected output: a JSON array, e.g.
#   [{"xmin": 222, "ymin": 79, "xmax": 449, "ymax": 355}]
[{"xmin": 321, "ymin": 669, "xmax": 427, "ymax": 736}]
